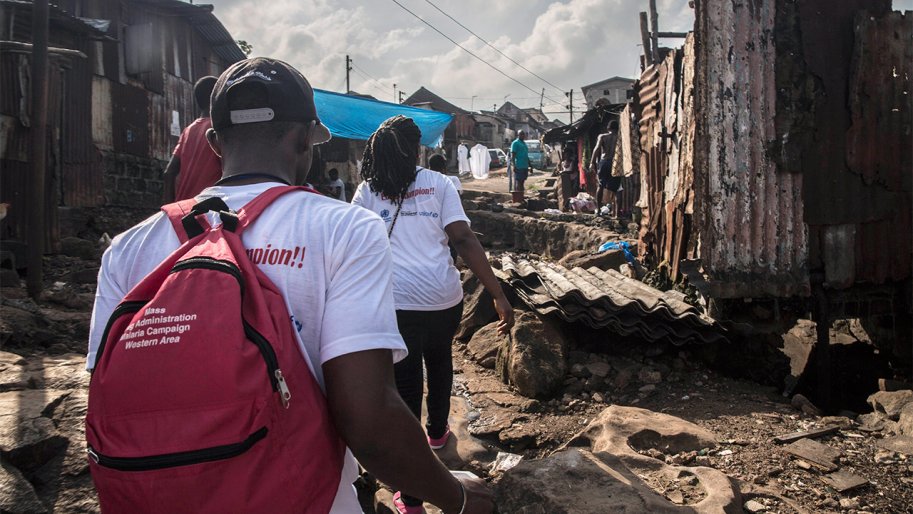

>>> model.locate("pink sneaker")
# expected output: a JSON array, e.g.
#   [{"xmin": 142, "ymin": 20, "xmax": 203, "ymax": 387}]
[
  {"xmin": 393, "ymin": 491, "xmax": 425, "ymax": 514},
  {"xmin": 428, "ymin": 426, "xmax": 451, "ymax": 450}
]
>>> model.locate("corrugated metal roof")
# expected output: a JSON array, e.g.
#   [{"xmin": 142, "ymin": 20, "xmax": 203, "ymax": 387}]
[
  {"xmin": 133, "ymin": 0, "xmax": 246, "ymax": 63},
  {"xmin": 501, "ymin": 254, "xmax": 728, "ymax": 345}
]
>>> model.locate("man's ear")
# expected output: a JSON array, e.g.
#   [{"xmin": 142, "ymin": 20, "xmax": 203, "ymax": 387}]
[
  {"xmin": 295, "ymin": 121, "xmax": 316, "ymax": 153},
  {"xmin": 206, "ymin": 128, "xmax": 223, "ymax": 158}
]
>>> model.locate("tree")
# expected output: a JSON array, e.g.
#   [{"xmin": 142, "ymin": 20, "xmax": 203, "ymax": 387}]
[{"xmin": 236, "ymin": 40, "xmax": 253, "ymax": 56}]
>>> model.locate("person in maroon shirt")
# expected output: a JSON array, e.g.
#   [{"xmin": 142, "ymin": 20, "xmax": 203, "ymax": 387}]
[{"xmin": 162, "ymin": 76, "xmax": 221, "ymax": 202}]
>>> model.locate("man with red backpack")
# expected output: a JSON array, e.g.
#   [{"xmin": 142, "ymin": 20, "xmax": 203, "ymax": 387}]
[{"xmin": 86, "ymin": 58, "xmax": 492, "ymax": 514}]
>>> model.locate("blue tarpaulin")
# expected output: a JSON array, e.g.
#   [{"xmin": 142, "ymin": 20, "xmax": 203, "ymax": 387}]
[{"xmin": 313, "ymin": 89, "xmax": 453, "ymax": 147}]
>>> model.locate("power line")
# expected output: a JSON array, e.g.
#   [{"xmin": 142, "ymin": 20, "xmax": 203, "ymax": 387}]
[
  {"xmin": 351, "ymin": 63, "xmax": 388, "ymax": 86},
  {"xmin": 387, "ymin": 0, "xmax": 564, "ymax": 107},
  {"xmin": 422, "ymin": 0, "xmax": 565, "ymax": 95},
  {"xmin": 351, "ymin": 67, "xmax": 393, "ymax": 97}
]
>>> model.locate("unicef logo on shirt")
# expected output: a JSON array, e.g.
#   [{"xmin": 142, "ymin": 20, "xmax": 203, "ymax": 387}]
[{"xmin": 380, "ymin": 209, "xmax": 392, "ymax": 222}]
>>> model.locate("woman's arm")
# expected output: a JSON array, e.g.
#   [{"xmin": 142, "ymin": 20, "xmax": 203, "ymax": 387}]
[{"xmin": 444, "ymin": 221, "xmax": 514, "ymax": 334}]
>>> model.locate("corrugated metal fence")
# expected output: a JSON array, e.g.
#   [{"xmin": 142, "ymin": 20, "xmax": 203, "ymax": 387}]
[{"xmin": 632, "ymin": 1, "xmax": 910, "ymax": 299}]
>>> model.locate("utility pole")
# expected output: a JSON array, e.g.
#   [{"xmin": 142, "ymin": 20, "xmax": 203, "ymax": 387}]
[
  {"xmin": 27, "ymin": 0, "xmax": 49, "ymax": 299},
  {"xmin": 566, "ymin": 90, "xmax": 574, "ymax": 123},
  {"xmin": 345, "ymin": 54, "xmax": 352, "ymax": 93},
  {"xmin": 539, "ymin": 88, "xmax": 545, "ymax": 112},
  {"xmin": 649, "ymin": 0, "xmax": 659, "ymax": 64},
  {"xmin": 393, "ymin": 83, "xmax": 397, "ymax": 103},
  {"xmin": 639, "ymin": 11, "xmax": 652, "ymax": 68},
  {"xmin": 398, "ymin": 90, "xmax": 405, "ymax": 104}
]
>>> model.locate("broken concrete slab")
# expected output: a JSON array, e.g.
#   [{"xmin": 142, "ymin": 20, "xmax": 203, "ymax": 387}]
[
  {"xmin": 772, "ymin": 425, "xmax": 839, "ymax": 444},
  {"xmin": 821, "ymin": 470, "xmax": 869, "ymax": 493},
  {"xmin": 782, "ymin": 439, "xmax": 841, "ymax": 472}
]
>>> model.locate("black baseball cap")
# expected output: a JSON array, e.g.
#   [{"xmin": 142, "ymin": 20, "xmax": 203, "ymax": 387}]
[{"xmin": 210, "ymin": 57, "xmax": 331, "ymax": 144}]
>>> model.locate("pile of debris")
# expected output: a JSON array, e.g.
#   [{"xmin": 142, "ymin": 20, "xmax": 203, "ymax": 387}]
[{"xmin": 500, "ymin": 255, "xmax": 728, "ymax": 346}]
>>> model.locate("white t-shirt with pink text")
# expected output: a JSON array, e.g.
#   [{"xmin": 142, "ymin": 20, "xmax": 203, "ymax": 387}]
[
  {"xmin": 87, "ymin": 182, "xmax": 406, "ymax": 513},
  {"xmin": 351, "ymin": 167, "xmax": 469, "ymax": 311}
]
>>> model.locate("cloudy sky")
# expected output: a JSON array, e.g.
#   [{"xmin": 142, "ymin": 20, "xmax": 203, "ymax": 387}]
[
  {"xmin": 209, "ymin": 0, "xmax": 694, "ymax": 122},
  {"xmin": 210, "ymin": 0, "xmax": 913, "ymax": 123}
]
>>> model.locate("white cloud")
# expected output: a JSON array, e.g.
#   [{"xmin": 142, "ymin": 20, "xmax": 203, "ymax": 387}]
[{"xmin": 210, "ymin": 0, "xmax": 695, "ymax": 121}]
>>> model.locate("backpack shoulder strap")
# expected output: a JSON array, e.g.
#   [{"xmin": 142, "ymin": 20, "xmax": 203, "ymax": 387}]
[
  {"xmin": 234, "ymin": 185, "xmax": 318, "ymax": 235},
  {"xmin": 161, "ymin": 199, "xmax": 200, "ymax": 244}
]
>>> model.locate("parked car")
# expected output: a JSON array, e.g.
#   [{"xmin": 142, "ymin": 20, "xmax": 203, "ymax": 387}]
[
  {"xmin": 489, "ymin": 148, "xmax": 508, "ymax": 168},
  {"xmin": 525, "ymin": 139, "xmax": 547, "ymax": 169}
]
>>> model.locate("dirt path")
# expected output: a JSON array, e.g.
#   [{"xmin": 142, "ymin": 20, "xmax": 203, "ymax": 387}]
[{"xmin": 2, "ymin": 200, "xmax": 912, "ymax": 514}]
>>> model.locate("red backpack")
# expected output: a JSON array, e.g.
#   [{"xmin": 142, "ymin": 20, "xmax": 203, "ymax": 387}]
[{"xmin": 86, "ymin": 187, "xmax": 345, "ymax": 513}]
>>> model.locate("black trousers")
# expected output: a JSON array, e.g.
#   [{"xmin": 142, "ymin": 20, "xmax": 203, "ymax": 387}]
[
  {"xmin": 394, "ymin": 302, "xmax": 464, "ymax": 438},
  {"xmin": 394, "ymin": 302, "xmax": 463, "ymax": 508}
]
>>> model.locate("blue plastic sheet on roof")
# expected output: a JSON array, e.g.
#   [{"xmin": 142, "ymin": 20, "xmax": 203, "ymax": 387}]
[{"xmin": 313, "ymin": 89, "xmax": 453, "ymax": 147}]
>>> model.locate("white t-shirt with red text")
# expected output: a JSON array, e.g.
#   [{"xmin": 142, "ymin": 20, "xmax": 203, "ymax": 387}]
[
  {"xmin": 87, "ymin": 182, "xmax": 406, "ymax": 513},
  {"xmin": 351, "ymin": 167, "xmax": 469, "ymax": 312}
]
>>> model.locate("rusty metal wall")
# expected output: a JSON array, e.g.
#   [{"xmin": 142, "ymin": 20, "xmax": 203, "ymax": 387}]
[
  {"xmin": 842, "ymin": 9, "xmax": 912, "ymax": 287},
  {"xmin": 634, "ymin": 36, "xmax": 697, "ymax": 281},
  {"xmin": 692, "ymin": 0, "xmax": 809, "ymax": 298},
  {"xmin": 0, "ymin": 51, "xmax": 63, "ymax": 247},
  {"xmin": 61, "ymin": 37, "xmax": 104, "ymax": 207}
]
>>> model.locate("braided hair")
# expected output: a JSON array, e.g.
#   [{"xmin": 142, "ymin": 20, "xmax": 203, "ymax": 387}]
[{"xmin": 361, "ymin": 115, "xmax": 422, "ymax": 204}]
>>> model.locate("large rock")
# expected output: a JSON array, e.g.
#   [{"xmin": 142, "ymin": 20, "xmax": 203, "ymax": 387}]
[
  {"xmin": 557, "ymin": 248, "xmax": 628, "ymax": 272},
  {"xmin": 24, "ymin": 354, "xmax": 90, "ymax": 391},
  {"xmin": 496, "ymin": 312, "xmax": 567, "ymax": 398},
  {"xmin": 497, "ymin": 406, "xmax": 740, "ymax": 514},
  {"xmin": 59, "ymin": 237, "xmax": 97, "ymax": 260},
  {"xmin": 868, "ymin": 390, "xmax": 913, "ymax": 420},
  {"xmin": 573, "ymin": 406, "xmax": 719, "ymax": 459},
  {"xmin": 0, "ymin": 390, "xmax": 68, "ymax": 470},
  {"xmin": 466, "ymin": 322, "xmax": 506, "ymax": 369},
  {"xmin": 454, "ymin": 272, "xmax": 497, "ymax": 342},
  {"xmin": 496, "ymin": 448, "xmax": 686, "ymax": 514},
  {"xmin": 899, "ymin": 402, "xmax": 913, "ymax": 436},
  {"xmin": 0, "ymin": 351, "xmax": 29, "ymax": 392},
  {"xmin": 0, "ymin": 457, "xmax": 46, "ymax": 514}
]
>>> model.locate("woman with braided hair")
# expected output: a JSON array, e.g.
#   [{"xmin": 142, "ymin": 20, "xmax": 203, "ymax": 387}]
[{"xmin": 353, "ymin": 115, "xmax": 514, "ymax": 514}]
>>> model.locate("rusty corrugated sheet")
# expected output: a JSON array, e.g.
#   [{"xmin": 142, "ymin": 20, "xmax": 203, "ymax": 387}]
[
  {"xmin": 693, "ymin": 0, "xmax": 808, "ymax": 298},
  {"xmin": 843, "ymin": 10, "xmax": 912, "ymax": 286},
  {"xmin": 0, "ymin": 48, "xmax": 63, "ymax": 246},
  {"xmin": 61, "ymin": 37, "xmax": 104, "ymax": 207},
  {"xmin": 149, "ymin": 73, "xmax": 194, "ymax": 161},
  {"xmin": 111, "ymin": 81, "xmax": 149, "ymax": 157},
  {"xmin": 634, "ymin": 37, "xmax": 697, "ymax": 281}
]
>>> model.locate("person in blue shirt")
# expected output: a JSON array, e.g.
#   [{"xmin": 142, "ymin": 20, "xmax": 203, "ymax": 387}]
[{"xmin": 509, "ymin": 131, "xmax": 529, "ymax": 203}]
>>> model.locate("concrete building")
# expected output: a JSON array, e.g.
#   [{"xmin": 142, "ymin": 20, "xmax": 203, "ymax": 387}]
[{"xmin": 580, "ymin": 76, "xmax": 635, "ymax": 109}]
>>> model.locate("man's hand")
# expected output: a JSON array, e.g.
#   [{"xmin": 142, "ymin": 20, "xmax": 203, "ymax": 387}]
[
  {"xmin": 324, "ymin": 350, "xmax": 467, "ymax": 512},
  {"xmin": 453, "ymin": 474, "xmax": 494, "ymax": 514}
]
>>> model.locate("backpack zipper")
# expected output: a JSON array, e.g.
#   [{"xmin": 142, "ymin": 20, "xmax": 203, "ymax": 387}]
[
  {"xmin": 94, "ymin": 300, "xmax": 149, "ymax": 366},
  {"xmin": 87, "ymin": 427, "xmax": 268, "ymax": 471},
  {"xmin": 170, "ymin": 257, "xmax": 288, "ymax": 405}
]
